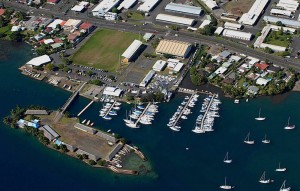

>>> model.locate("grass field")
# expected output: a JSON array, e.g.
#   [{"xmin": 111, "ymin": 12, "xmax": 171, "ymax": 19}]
[
  {"xmin": 264, "ymin": 31, "xmax": 292, "ymax": 47},
  {"xmin": 71, "ymin": 29, "xmax": 139, "ymax": 72},
  {"xmin": 223, "ymin": 0, "xmax": 255, "ymax": 16}
]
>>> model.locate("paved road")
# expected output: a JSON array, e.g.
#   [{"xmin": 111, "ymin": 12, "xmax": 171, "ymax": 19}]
[{"xmin": 4, "ymin": 0, "xmax": 300, "ymax": 71}]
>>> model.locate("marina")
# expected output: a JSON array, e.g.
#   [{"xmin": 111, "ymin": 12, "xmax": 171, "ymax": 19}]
[{"xmin": 99, "ymin": 100, "xmax": 121, "ymax": 120}]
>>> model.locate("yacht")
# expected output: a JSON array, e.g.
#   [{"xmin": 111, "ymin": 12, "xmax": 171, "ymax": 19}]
[
  {"xmin": 126, "ymin": 122, "xmax": 140, "ymax": 128},
  {"xmin": 223, "ymin": 152, "xmax": 232, "ymax": 164},
  {"xmin": 280, "ymin": 180, "xmax": 291, "ymax": 191},
  {"xmin": 181, "ymin": 115, "xmax": 187, "ymax": 120},
  {"xmin": 275, "ymin": 163, "xmax": 287, "ymax": 172},
  {"xmin": 109, "ymin": 110, "xmax": 117, "ymax": 116},
  {"xmin": 255, "ymin": 108, "xmax": 266, "ymax": 121},
  {"xmin": 234, "ymin": 99, "xmax": 239, "ymax": 104},
  {"xmin": 103, "ymin": 116, "xmax": 112, "ymax": 120},
  {"xmin": 262, "ymin": 134, "xmax": 270, "ymax": 144},
  {"xmin": 244, "ymin": 132, "xmax": 255, "ymax": 144},
  {"xmin": 169, "ymin": 126, "xmax": 180, "ymax": 132},
  {"xmin": 284, "ymin": 117, "xmax": 295, "ymax": 130},
  {"xmin": 220, "ymin": 177, "xmax": 234, "ymax": 190},
  {"xmin": 259, "ymin": 171, "xmax": 270, "ymax": 184}
]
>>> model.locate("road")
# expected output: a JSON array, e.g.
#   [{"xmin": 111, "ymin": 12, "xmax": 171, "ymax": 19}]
[{"xmin": 4, "ymin": 0, "xmax": 300, "ymax": 71}]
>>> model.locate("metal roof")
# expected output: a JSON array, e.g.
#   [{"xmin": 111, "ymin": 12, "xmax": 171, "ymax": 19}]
[
  {"xmin": 137, "ymin": 0, "xmax": 160, "ymax": 12},
  {"xmin": 239, "ymin": 0, "xmax": 269, "ymax": 25},
  {"xmin": 26, "ymin": 55, "xmax": 51, "ymax": 66},
  {"xmin": 156, "ymin": 14, "xmax": 195, "ymax": 26},
  {"xmin": 117, "ymin": 0, "xmax": 137, "ymax": 10},
  {"xmin": 121, "ymin": 40, "xmax": 143, "ymax": 59},
  {"xmin": 263, "ymin": 16, "xmax": 300, "ymax": 28},
  {"xmin": 165, "ymin": 2, "xmax": 203, "ymax": 15},
  {"xmin": 140, "ymin": 70, "xmax": 155, "ymax": 87},
  {"xmin": 41, "ymin": 125, "xmax": 59, "ymax": 138},
  {"xmin": 156, "ymin": 39, "xmax": 191, "ymax": 57}
]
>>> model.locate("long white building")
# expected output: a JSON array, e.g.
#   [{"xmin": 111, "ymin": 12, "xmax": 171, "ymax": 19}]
[
  {"xmin": 121, "ymin": 40, "xmax": 143, "ymax": 62},
  {"xmin": 156, "ymin": 14, "xmax": 195, "ymax": 26},
  {"xmin": 117, "ymin": 0, "xmax": 137, "ymax": 10},
  {"xmin": 92, "ymin": 0, "xmax": 121, "ymax": 17},
  {"xmin": 201, "ymin": 0, "xmax": 218, "ymax": 10},
  {"xmin": 224, "ymin": 22, "xmax": 242, "ymax": 30},
  {"xmin": 239, "ymin": 0, "xmax": 269, "ymax": 26},
  {"xmin": 277, "ymin": 0, "xmax": 299, "ymax": 12},
  {"xmin": 270, "ymin": 8, "xmax": 292, "ymax": 17},
  {"xmin": 137, "ymin": 0, "xmax": 160, "ymax": 12},
  {"xmin": 222, "ymin": 29, "xmax": 252, "ymax": 41},
  {"xmin": 165, "ymin": 2, "xmax": 203, "ymax": 16}
]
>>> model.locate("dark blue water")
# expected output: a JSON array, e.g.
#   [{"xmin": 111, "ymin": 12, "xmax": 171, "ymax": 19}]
[{"xmin": 0, "ymin": 40, "xmax": 299, "ymax": 191}]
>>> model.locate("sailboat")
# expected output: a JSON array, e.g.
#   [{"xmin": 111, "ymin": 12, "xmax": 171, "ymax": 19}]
[
  {"xmin": 280, "ymin": 180, "xmax": 291, "ymax": 191},
  {"xmin": 220, "ymin": 177, "xmax": 234, "ymax": 190},
  {"xmin": 262, "ymin": 134, "xmax": 270, "ymax": 144},
  {"xmin": 259, "ymin": 171, "xmax": 270, "ymax": 184},
  {"xmin": 255, "ymin": 108, "xmax": 266, "ymax": 121},
  {"xmin": 284, "ymin": 117, "xmax": 295, "ymax": 130},
  {"xmin": 244, "ymin": 132, "xmax": 255, "ymax": 144},
  {"xmin": 275, "ymin": 162, "xmax": 287, "ymax": 172},
  {"xmin": 223, "ymin": 152, "xmax": 232, "ymax": 164}
]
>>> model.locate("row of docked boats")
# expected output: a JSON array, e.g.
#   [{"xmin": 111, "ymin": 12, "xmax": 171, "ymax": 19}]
[
  {"xmin": 192, "ymin": 95, "xmax": 221, "ymax": 134},
  {"xmin": 167, "ymin": 94, "xmax": 199, "ymax": 132},
  {"xmin": 110, "ymin": 145, "xmax": 132, "ymax": 169},
  {"xmin": 81, "ymin": 119, "xmax": 94, "ymax": 127},
  {"xmin": 123, "ymin": 103, "xmax": 159, "ymax": 128},
  {"xmin": 99, "ymin": 101, "xmax": 122, "ymax": 120}
]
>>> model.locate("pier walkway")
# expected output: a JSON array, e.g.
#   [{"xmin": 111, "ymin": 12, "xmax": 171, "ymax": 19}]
[
  {"xmin": 134, "ymin": 103, "xmax": 151, "ymax": 126},
  {"xmin": 171, "ymin": 93, "xmax": 196, "ymax": 129},
  {"xmin": 200, "ymin": 94, "xmax": 216, "ymax": 130},
  {"xmin": 103, "ymin": 101, "xmax": 117, "ymax": 118},
  {"xmin": 178, "ymin": 87, "xmax": 214, "ymax": 95},
  {"xmin": 77, "ymin": 100, "xmax": 94, "ymax": 117}
]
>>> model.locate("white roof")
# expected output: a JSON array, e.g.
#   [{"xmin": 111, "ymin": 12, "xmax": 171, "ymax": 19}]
[
  {"xmin": 156, "ymin": 14, "xmax": 195, "ymax": 26},
  {"xmin": 79, "ymin": 1, "xmax": 89, "ymax": 6},
  {"xmin": 140, "ymin": 70, "xmax": 155, "ymax": 87},
  {"xmin": 229, "ymin": 55, "xmax": 242, "ymax": 62},
  {"xmin": 121, "ymin": 40, "xmax": 143, "ymax": 59},
  {"xmin": 259, "ymin": 43, "xmax": 287, "ymax": 52},
  {"xmin": 173, "ymin": 62, "xmax": 184, "ymax": 72},
  {"xmin": 165, "ymin": 2, "xmax": 203, "ymax": 15},
  {"xmin": 103, "ymin": 87, "xmax": 123, "ymax": 97},
  {"xmin": 44, "ymin": 39, "xmax": 54, "ymax": 44},
  {"xmin": 152, "ymin": 60, "xmax": 166, "ymax": 71},
  {"xmin": 256, "ymin": 77, "xmax": 269, "ymax": 86},
  {"xmin": 71, "ymin": 5, "xmax": 85, "ymax": 12},
  {"xmin": 92, "ymin": 0, "xmax": 121, "ymax": 13},
  {"xmin": 222, "ymin": 29, "xmax": 252, "ymax": 40},
  {"xmin": 215, "ymin": 66, "xmax": 227, "ymax": 74},
  {"xmin": 199, "ymin": 20, "xmax": 211, "ymax": 29},
  {"xmin": 64, "ymin": 19, "xmax": 82, "ymax": 27},
  {"xmin": 201, "ymin": 0, "xmax": 218, "ymax": 10},
  {"xmin": 277, "ymin": 0, "xmax": 299, "ymax": 11},
  {"xmin": 11, "ymin": 26, "xmax": 21, "ymax": 32},
  {"xmin": 117, "ymin": 0, "xmax": 137, "ymax": 10},
  {"xmin": 270, "ymin": 8, "xmax": 292, "ymax": 16},
  {"xmin": 224, "ymin": 22, "xmax": 242, "ymax": 29},
  {"xmin": 47, "ymin": 19, "xmax": 64, "ymax": 29},
  {"xmin": 137, "ymin": 0, "xmax": 160, "ymax": 12},
  {"xmin": 26, "ymin": 55, "xmax": 51, "ymax": 66},
  {"xmin": 239, "ymin": 0, "xmax": 269, "ymax": 25},
  {"xmin": 214, "ymin": 27, "xmax": 224, "ymax": 35}
]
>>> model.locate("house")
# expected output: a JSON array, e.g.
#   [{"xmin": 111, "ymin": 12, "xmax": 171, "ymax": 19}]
[
  {"xmin": 79, "ymin": 22, "xmax": 94, "ymax": 33},
  {"xmin": 256, "ymin": 77, "xmax": 269, "ymax": 86},
  {"xmin": 0, "ymin": 9, "xmax": 5, "ymax": 16},
  {"xmin": 246, "ymin": 72, "xmax": 259, "ymax": 80},
  {"xmin": 67, "ymin": 32, "xmax": 80, "ymax": 43},
  {"xmin": 255, "ymin": 62, "xmax": 269, "ymax": 71},
  {"xmin": 219, "ymin": 50, "xmax": 231, "ymax": 59},
  {"xmin": 247, "ymin": 85, "xmax": 259, "ymax": 95},
  {"xmin": 267, "ymin": 65, "xmax": 281, "ymax": 73},
  {"xmin": 223, "ymin": 77, "xmax": 234, "ymax": 84},
  {"xmin": 205, "ymin": 63, "xmax": 216, "ymax": 72},
  {"xmin": 17, "ymin": 119, "xmax": 40, "ymax": 128}
]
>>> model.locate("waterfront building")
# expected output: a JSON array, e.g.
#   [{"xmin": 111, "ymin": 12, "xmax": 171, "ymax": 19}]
[
  {"xmin": 103, "ymin": 87, "xmax": 123, "ymax": 97},
  {"xmin": 156, "ymin": 14, "xmax": 195, "ymax": 26},
  {"xmin": 25, "ymin": 110, "xmax": 49, "ymax": 115},
  {"xmin": 121, "ymin": 40, "xmax": 143, "ymax": 62},
  {"xmin": 140, "ymin": 70, "xmax": 155, "ymax": 87},
  {"xmin": 39, "ymin": 125, "xmax": 59, "ymax": 141},
  {"xmin": 247, "ymin": 85, "xmax": 259, "ymax": 95},
  {"xmin": 26, "ymin": 55, "xmax": 51, "ymax": 67},
  {"xmin": 17, "ymin": 119, "xmax": 40, "ymax": 129},
  {"xmin": 256, "ymin": 77, "xmax": 269, "ymax": 86},
  {"xmin": 165, "ymin": 2, "xmax": 203, "ymax": 16},
  {"xmin": 152, "ymin": 60, "xmax": 167, "ymax": 72},
  {"xmin": 239, "ymin": 0, "xmax": 269, "ymax": 25},
  {"xmin": 155, "ymin": 40, "xmax": 192, "ymax": 58}
]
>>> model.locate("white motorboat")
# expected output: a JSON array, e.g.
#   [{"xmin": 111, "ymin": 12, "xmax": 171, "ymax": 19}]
[
  {"xmin": 224, "ymin": 152, "xmax": 232, "ymax": 164},
  {"xmin": 220, "ymin": 177, "xmax": 234, "ymax": 190},
  {"xmin": 86, "ymin": 120, "xmax": 90, "ymax": 126},
  {"xmin": 275, "ymin": 163, "xmax": 287, "ymax": 172},
  {"xmin": 284, "ymin": 117, "xmax": 295, "ymax": 130},
  {"xmin": 81, "ymin": 119, "xmax": 86, "ymax": 124},
  {"xmin": 262, "ymin": 134, "xmax": 270, "ymax": 144},
  {"xmin": 169, "ymin": 126, "xmax": 180, "ymax": 132},
  {"xmin": 244, "ymin": 132, "xmax": 255, "ymax": 144},
  {"xmin": 126, "ymin": 122, "xmax": 140, "ymax": 128},
  {"xmin": 234, "ymin": 99, "xmax": 239, "ymax": 104},
  {"xmin": 103, "ymin": 116, "xmax": 112, "ymax": 120},
  {"xmin": 255, "ymin": 108, "xmax": 266, "ymax": 121},
  {"xmin": 181, "ymin": 115, "xmax": 187, "ymax": 120},
  {"xmin": 280, "ymin": 180, "xmax": 291, "ymax": 191},
  {"xmin": 259, "ymin": 171, "xmax": 270, "ymax": 184}
]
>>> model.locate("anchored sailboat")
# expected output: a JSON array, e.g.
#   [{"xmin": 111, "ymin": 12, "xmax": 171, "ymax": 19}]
[
  {"xmin": 244, "ymin": 132, "xmax": 255, "ymax": 144},
  {"xmin": 275, "ymin": 162, "xmax": 287, "ymax": 172},
  {"xmin": 220, "ymin": 177, "xmax": 234, "ymax": 190},
  {"xmin": 259, "ymin": 171, "xmax": 270, "ymax": 184},
  {"xmin": 255, "ymin": 108, "xmax": 266, "ymax": 121},
  {"xmin": 284, "ymin": 117, "xmax": 295, "ymax": 130},
  {"xmin": 223, "ymin": 152, "xmax": 232, "ymax": 164},
  {"xmin": 262, "ymin": 134, "xmax": 270, "ymax": 144},
  {"xmin": 280, "ymin": 180, "xmax": 291, "ymax": 191}
]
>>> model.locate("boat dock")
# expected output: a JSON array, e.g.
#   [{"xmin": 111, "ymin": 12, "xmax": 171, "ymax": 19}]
[
  {"xmin": 134, "ymin": 103, "xmax": 151, "ymax": 126},
  {"xmin": 178, "ymin": 87, "xmax": 214, "ymax": 95},
  {"xmin": 126, "ymin": 144, "xmax": 147, "ymax": 161},
  {"xmin": 200, "ymin": 94, "xmax": 216, "ymax": 129},
  {"xmin": 77, "ymin": 100, "xmax": 94, "ymax": 117},
  {"xmin": 171, "ymin": 93, "xmax": 196, "ymax": 129},
  {"xmin": 107, "ymin": 165, "xmax": 138, "ymax": 175},
  {"xmin": 103, "ymin": 101, "xmax": 117, "ymax": 117}
]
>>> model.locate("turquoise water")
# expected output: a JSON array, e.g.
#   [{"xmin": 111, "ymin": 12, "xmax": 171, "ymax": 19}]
[{"xmin": 0, "ymin": 40, "xmax": 300, "ymax": 190}]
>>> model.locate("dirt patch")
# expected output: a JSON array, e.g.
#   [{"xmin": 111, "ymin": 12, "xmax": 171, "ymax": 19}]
[{"xmin": 222, "ymin": 0, "xmax": 255, "ymax": 16}]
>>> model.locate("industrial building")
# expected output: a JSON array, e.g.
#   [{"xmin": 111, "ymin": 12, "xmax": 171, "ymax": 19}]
[
  {"xmin": 201, "ymin": 0, "xmax": 218, "ymax": 10},
  {"xmin": 222, "ymin": 29, "xmax": 252, "ymax": 41},
  {"xmin": 277, "ymin": 0, "xmax": 299, "ymax": 12},
  {"xmin": 224, "ymin": 22, "xmax": 243, "ymax": 30},
  {"xmin": 156, "ymin": 14, "xmax": 195, "ymax": 26},
  {"xmin": 103, "ymin": 87, "xmax": 123, "ymax": 97},
  {"xmin": 137, "ymin": 0, "xmax": 160, "ymax": 12},
  {"xmin": 165, "ymin": 2, "xmax": 203, "ymax": 16},
  {"xmin": 270, "ymin": 9, "xmax": 292, "ymax": 17},
  {"xmin": 39, "ymin": 125, "xmax": 59, "ymax": 141},
  {"xmin": 221, "ymin": 13, "xmax": 239, "ymax": 22},
  {"xmin": 152, "ymin": 60, "xmax": 167, "ymax": 72},
  {"xmin": 167, "ymin": 59, "xmax": 184, "ymax": 74},
  {"xmin": 199, "ymin": 20, "xmax": 211, "ymax": 29},
  {"xmin": 121, "ymin": 40, "xmax": 143, "ymax": 62},
  {"xmin": 214, "ymin": 27, "xmax": 224, "ymax": 35},
  {"xmin": 26, "ymin": 55, "xmax": 51, "ymax": 67},
  {"xmin": 239, "ymin": 0, "xmax": 269, "ymax": 25},
  {"xmin": 71, "ymin": 1, "xmax": 89, "ymax": 12},
  {"xmin": 156, "ymin": 40, "xmax": 192, "ymax": 58},
  {"xmin": 263, "ymin": 16, "xmax": 300, "ymax": 28},
  {"xmin": 92, "ymin": 0, "xmax": 121, "ymax": 17},
  {"xmin": 117, "ymin": 0, "xmax": 137, "ymax": 10},
  {"xmin": 140, "ymin": 70, "xmax": 155, "ymax": 87}
]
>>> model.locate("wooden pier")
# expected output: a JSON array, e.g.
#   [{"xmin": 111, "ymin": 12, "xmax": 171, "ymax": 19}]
[
  {"xmin": 177, "ymin": 87, "xmax": 214, "ymax": 95},
  {"xmin": 200, "ymin": 94, "xmax": 216, "ymax": 130},
  {"xmin": 103, "ymin": 101, "xmax": 117, "ymax": 118},
  {"xmin": 77, "ymin": 100, "xmax": 94, "ymax": 117},
  {"xmin": 134, "ymin": 103, "xmax": 151, "ymax": 126}
]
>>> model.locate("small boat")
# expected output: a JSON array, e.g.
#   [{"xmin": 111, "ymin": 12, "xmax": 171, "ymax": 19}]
[
  {"xmin": 86, "ymin": 120, "xmax": 90, "ymax": 126},
  {"xmin": 244, "ymin": 132, "xmax": 255, "ymax": 144},
  {"xmin": 234, "ymin": 99, "xmax": 239, "ymax": 104},
  {"xmin": 259, "ymin": 171, "xmax": 270, "ymax": 184},
  {"xmin": 284, "ymin": 117, "xmax": 295, "ymax": 130},
  {"xmin": 262, "ymin": 134, "xmax": 270, "ymax": 144},
  {"xmin": 280, "ymin": 180, "xmax": 291, "ymax": 191},
  {"xmin": 224, "ymin": 152, "xmax": 232, "ymax": 164},
  {"xmin": 275, "ymin": 163, "xmax": 286, "ymax": 172},
  {"xmin": 220, "ymin": 177, "xmax": 234, "ymax": 190},
  {"xmin": 82, "ymin": 119, "xmax": 86, "ymax": 124},
  {"xmin": 126, "ymin": 122, "xmax": 140, "ymax": 128},
  {"xmin": 103, "ymin": 116, "xmax": 112, "ymax": 120},
  {"xmin": 90, "ymin": 122, "xmax": 94, "ymax": 127},
  {"xmin": 107, "ymin": 129, "xmax": 111, "ymax": 133},
  {"xmin": 255, "ymin": 108, "xmax": 266, "ymax": 121}
]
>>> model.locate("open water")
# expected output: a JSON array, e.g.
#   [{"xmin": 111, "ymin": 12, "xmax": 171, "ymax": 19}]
[{"xmin": 0, "ymin": 40, "xmax": 300, "ymax": 191}]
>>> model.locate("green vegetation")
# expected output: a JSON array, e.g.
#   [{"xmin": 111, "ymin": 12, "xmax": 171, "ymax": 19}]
[
  {"xmin": 264, "ymin": 30, "xmax": 292, "ymax": 47},
  {"xmin": 3, "ymin": 105, "xmax": 25, "ymax": 128},
  {"xmin": 126, "ymin": 11, "xmax": 144, "ymax": 20},
  {"xmin": 140, "ymin": 92, "xmax": 165, "ymax": 102},
  {"xmin": 88, "ymin": 160, "xmax": 97, "ymax": 165},
  {"xmin": 71, "ymin": 29, "xmax": 139, "ymax": 72},
  {"xmin": 97, "ymin": 159, "xmax": 107, "ymax": 166},
  {"xmin": 88, "ymin": 79, "xmax": 104, "ymax": 86},
  {"xmin": 24, "ymin": 126, "xmax": 50, "ymax": 145},
  {"xmin": 190, "ymin": 66, "xmax": 207, "ymax": 85}
]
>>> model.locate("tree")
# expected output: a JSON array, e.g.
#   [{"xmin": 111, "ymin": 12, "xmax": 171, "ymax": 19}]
[
  {"xmin": 45, "ymin": 63, "xmax": 55, "ymax": 71},
  {"xmin": 60, "ymin": 144, "xmax": 69, "ymax": 153},
  {"xmin": 89, "ymin": 79, "xmax": 103, "ymax": 86},
  {"xmin": 0, "ymin": 16, "xmax": 4, "ymax": 28},
  {"xmin": 88, "ymin": 160, "xmax": 96, "ymax": 165},
  {"xmin": 58, "ymin": 63, "xmax": 65, "ymax": 69},
  {"xmin": 77, "ymin": 154, "xmax": 83, "ymax": 160},
  {"xmin": 125, "ymin": 93, "xmax": 134, "ymax": 101},
  {"xmin": 264, "ymin": 47, "xmax": 274, "ymax": 54},
  {"xmin": 97, "ymin": 159, "xmax": 107, "ymax": 166},
  {"xmin": 170, "ymin": 25, "xmax": 179, "ymax": 31},
  {"xmin": 111, "ymin": 7, "xmax": 118, "ymax": 13},
  {"xmin": 62, "ymin": 67, "xmax": 70, "ymax": 73},
  {"xmin": 9, "ymin": 31, "xmax": 22, "ymax": 42},
  {"xmin": 82, "ymin": 154, "xmax": 89, "ymax": 159},
  {"xmin": 276, "ymin": 21, "xmax": 284, "ymax": 26},
  {"xmin": 87, "ymin": 70, "xmax": 94, "ymax": 77}
]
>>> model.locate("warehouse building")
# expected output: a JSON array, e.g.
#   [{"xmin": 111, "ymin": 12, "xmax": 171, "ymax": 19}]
[
  {"xmin": 103, "ymin": 87, "xmax": 123, "ymax": 97},
  {"xmin": 239, "ymin": 0, "xmax": 269, "ymax": 25},
  {"xmin": 224, "ymin": 22, "xmax": 243, "ymax": 30},
  {"xmin": 26, "ymin": 55, "xmax": 51, "ymax": 67},
  {"xmin": 92, "ymin": 0, "xmax": 121, "ymax": 17},
  {"xmin": 156, "ymin": 40, "xmax": 192, "ymax": 58},
  {"xmin": 165, "ymin": 2, "xmax": 203, "ymax": 16},
  {"xmin": 137, "ymin": 0, "xmax": 160, "ymax": 12},
  {"xmin": 152, "ymin": 60, "xmax": 167, "ymax": 71},
  {"xmin": 39, "ymin": 125, "xmax": 59, "ymax": 141},
  {"xmin": 270, "ymin": 9, "xmax": 292, "ymax": 17},
  {"xmin": 263, "ymin": 16, "xmax": 300, "ymax": 28},
  {"xmin": 121, "ymin": 40, "xmax": 143, "ymax": 62},
  {"xmin": 117, "ymin": 0, "xmax": 137, "ymax": 10},
  {"xmin": 199, "ymin": 20, "xmax": 211, "ymax": 29},
  {"xmin": 277, "ymin": 0, "xmax": 299, "ymax": 12},
  {"xmin": 201, "ymin": 0, "xmax": 218, "ymax": 10},
  {"xmin": 156, "ymin": 14, "xmax": 195, "ymax": 26},
  {"xmin": 140, "ymin": 70, "xmax": 155, "ymax": 87},
  {"xmin": 222, "ymin": 29, "xmax": 252, "ymax": 41},
  {"xmin": 215, "ymin": 27, "xmax": 224, "ymax": 35}
]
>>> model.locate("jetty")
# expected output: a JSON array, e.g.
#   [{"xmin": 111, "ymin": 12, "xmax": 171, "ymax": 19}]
[
  {"xmin": 127, "ymin": 145, "xmax": 147, "ymax": 161},
  {"xmin": 134, "ymin": 103, "xmax": 151, "ymax": 126},
  {"xmin": 77, "ymin": 100, "xmax": 94, "ymax": 117},
  {"xmin": 200, "ymin": 94, "xmax": 216, "ymax": 130},
  {"xmin": 171, "ymin": 93, "xmax": 196, "ymax": 129},
  {"xmin": 103, "ymin": 101, "xmax": 117, "ymax": 117},
  {"xmin": 107, "ymin": 165, "xmax": 138, "ymax": 175}
]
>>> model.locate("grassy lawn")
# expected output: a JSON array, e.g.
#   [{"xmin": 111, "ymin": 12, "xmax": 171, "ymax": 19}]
[
  {"xmin": 127, "ymin": 11, "xmax": 144, "ymax": 20},
  {"xmin": 71, "ymin": 29, "xmax": 139, "ymax": 72},
  {"xmin": 0, "ymin": 26, "xmax": 11, "ymax": 35},
  {"xmin": 223, "ymin": 0, "xmax": 255, "ymax": 16},
  {"xmin": 264, "ymin": 31, "xmax": 292, "ymax": 47}
]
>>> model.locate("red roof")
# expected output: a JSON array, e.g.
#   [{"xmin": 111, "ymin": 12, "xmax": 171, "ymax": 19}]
[
  {"xmin": 0, "ymin": 9, "xmax": 5, "ymax": 16},
  {"xmin": 47, "ymin": 0, "xmax": 60, "ymax": 3},
  {"xmin": 255, "ymin": 62, "xmax": 269, "ymax": 71},
  {"xmin": 54, "ymin": 38, "xmax": 63, "ymax": 43},
  {"xmin": 79, "ymin": 22, "xmax": 93, "ymax": 30}
]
